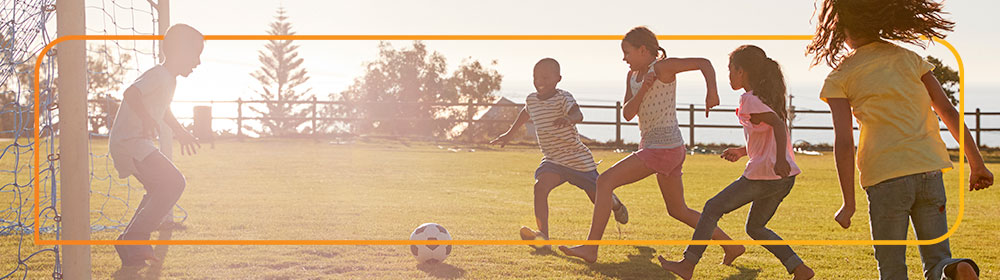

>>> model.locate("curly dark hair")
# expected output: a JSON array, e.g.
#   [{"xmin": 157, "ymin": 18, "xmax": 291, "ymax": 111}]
[{"xmin": 805, "ymin": 0, "xmax": 954, "ymax": 68}]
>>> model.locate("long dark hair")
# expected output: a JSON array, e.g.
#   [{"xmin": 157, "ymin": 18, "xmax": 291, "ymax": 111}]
[
  {"xmin": 730, "ymin": 45, "xmax": 788, "ymax": 121},
  {"xmin": 806, "ymin": 0, "xmax": 954, "ymax": 68},
  {"xmin": 623, "ymin": 26, "xmax": 666, "ymax": 59}
]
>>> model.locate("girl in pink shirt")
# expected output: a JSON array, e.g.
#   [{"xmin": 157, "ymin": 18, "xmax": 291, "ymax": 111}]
[{"xmin": 659, "ymin": 45, "xmax": 814, "ymax": 280}]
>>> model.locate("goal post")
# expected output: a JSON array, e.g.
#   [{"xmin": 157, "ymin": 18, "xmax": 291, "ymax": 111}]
[{"xmin": 56, "ymin": 0, "xmax": 91, "ymax": 278}]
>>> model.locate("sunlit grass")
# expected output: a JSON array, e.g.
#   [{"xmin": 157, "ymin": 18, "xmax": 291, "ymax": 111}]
[{"xmin": 2, "ymin": 138, "xmax": 998, "ymax": 279}]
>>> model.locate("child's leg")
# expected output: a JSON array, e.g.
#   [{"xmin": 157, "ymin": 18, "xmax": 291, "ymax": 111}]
[
  {"xmin": 909, "ymin": 171, "xmax": 980, "ymax": 280},
  {"xmin": 656, "ymin": 173, "xmax": 744, "ymax": 265},
  {"xmin": 659, "ymin": 177, "xmax": 757, "ymax": 280},
  {"xmin": 743, "ymin": 176, "xmax": 804, "ymax": 275},
  {"xmin": 679, "ymin": 177, "xmax": 756, "ymax": 263},
  {"xmin": 116, "ymin": 192, "xmax": 152, "ymax": 266},
  {"xmin": 866, "ymin": 174, "xmax": 918, "ymax": 279},
  {"xmin": 566, "ymin": 168, "xmax": 626, "ymax": 223},
  {"xmin": 533, "ymin": 171, "xmax": 566, "ymax": 239},
  {"xmin": 121, "ymin": 193, "xmax": 152, "ymax": 236},
  {"xmin": 120, "ymin": 152, "xmax": 186, "ymax": 241},
  {"xmin": 560, "ymin": 154, "xmax": 654, "ymax": 263}
]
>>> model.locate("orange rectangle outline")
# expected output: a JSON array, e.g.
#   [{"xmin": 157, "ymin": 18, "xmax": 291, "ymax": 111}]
[{"xmin": 33, "ymin": 34, "xmax": 967, "ymax": 246}]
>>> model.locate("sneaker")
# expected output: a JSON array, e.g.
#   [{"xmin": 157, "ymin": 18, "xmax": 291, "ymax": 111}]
[
  {"xmin": 114, "ymin": 235, "xmax": 148, "ymax": 267},
  {"xmin": 519, "ymin": 226, "xmax": 551, "ymax": 251},
  {"xmin": 613, "ymin": 202, "xmax": 629, "ymax": 225}
]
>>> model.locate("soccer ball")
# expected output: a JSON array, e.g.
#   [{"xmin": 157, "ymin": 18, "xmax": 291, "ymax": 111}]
[{"xmin": 409, "ymin": 223, "xmax": 452, "ymax": 264}]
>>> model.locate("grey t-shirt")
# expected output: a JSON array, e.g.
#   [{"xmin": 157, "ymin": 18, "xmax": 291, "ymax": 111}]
[{"xmin": 108, "ymin": 64, "xmax": 176, "ymax": 178}]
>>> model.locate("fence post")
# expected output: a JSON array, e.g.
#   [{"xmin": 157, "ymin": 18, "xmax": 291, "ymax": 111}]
[
  {"xmin": 615, "ymin": 101, "xmax": 622, "ymax": 147},
  {"xmin": 976, "ymin": 108, "xmax": 981, "ymax": 148},
  {"xmin": 237, "ymin": 98, "xmax": 243, "ymax": 137},
  {"xmin": 689, "ymin": 104, "xmax": 695, "ymax": 149},
  {"xmin": 312, "ymin": 96, "xmax": 318, "ymax": 136},
  {"xmin": 787, "ymin": 95, "xmax": 794, "ymax": 141}
]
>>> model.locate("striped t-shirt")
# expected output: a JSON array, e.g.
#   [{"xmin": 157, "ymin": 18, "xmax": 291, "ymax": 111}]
[{"xmin": 525, "ymin": 89, "xmax": 597, "ymax": 172}]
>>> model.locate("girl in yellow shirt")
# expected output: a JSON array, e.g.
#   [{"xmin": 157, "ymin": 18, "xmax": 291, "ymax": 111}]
[{"xmin": 807, "ymin": 0, "xmax": 993, "ymax": 279}]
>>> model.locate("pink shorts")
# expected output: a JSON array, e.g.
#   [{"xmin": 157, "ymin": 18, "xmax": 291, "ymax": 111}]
[{"xmin": 634, "ymin": 146, "xmax": 686, "ymax": 177}]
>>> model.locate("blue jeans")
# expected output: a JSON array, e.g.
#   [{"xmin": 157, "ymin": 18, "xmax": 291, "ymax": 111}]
[
  {"xmin": 120, "ymin": 151, "xmax": 186, "ymax": 241},
  {"xmin": 865, "ymin": 170, "xmax": 979, "ymax": 280},
  {"xmin": 684, "ymin": 176, "xmax": 803, "ymax": 274}
]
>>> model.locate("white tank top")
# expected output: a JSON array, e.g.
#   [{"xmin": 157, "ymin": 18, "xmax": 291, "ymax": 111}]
[{"xmin": 629, "ymin": 61, "xmax": 684, "ymax": 149}]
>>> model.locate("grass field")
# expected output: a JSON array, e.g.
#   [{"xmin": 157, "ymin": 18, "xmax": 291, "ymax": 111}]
[{"xmin": 2, "ymin": 138, "xmax": 999, "ymax": 279}]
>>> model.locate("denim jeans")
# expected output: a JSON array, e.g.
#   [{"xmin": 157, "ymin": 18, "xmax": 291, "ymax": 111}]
[
  {"xmin": 119, "ymin": 151, "xmax": 186, "ymax": 245},
  {"xmin": 865, "ymin": 170, "xmax": 979, "ymax": 280},
  {"xmin": 683, "ymin": 176, "xmax": 803, "ymax": 274}
]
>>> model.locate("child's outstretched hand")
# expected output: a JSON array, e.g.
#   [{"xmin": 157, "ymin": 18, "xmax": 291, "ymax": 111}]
[
  {"xmin": 720, "ymin": 147, "xmax": 746, "ymax": 162},
  {"xmin": 970, "ymin": 166, "xmax": 993, "ymax": 191},
  {"xmin": 773, "ymin": 158, "xmax": 791, "ymax": 178},
  {"xmin": 835, "ymin": 203, "xmax": 854, "ymax": 229},
  {"xmin": 178, "ymin": 131, "xmax": 200, "ymax": 156},
  {"xmin": 490, "ymin": 132, "xmax": 513, "ymax": 148}
]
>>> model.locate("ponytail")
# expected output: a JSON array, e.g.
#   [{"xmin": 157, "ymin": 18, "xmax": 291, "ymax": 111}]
[
  {"xmin": 730, "ymin": 45, "xmax": 788, "ymax": 121},
  {"xmin": 624, "ymin": 26, "xmax": 666, "ymax": 59}
]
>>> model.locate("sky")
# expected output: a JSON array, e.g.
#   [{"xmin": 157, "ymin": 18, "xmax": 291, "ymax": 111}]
[{"xmin": 68, "ymin": 0, "xmax": 1000, "ymax": 144}]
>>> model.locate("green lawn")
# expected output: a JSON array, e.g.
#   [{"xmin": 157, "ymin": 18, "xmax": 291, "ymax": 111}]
[{"xmin": 2, "ymin": 139, "xmax": 999, "ymax": 279}]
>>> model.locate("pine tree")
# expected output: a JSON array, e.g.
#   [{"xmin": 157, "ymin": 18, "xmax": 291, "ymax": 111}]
[{"xmin": 250, "ymin": 7, "xmax": 313, "ymax": 136}]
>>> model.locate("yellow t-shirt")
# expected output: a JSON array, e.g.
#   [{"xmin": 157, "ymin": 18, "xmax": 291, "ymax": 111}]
[{"xmin": 820, "ymin": 41, "xmax": 952, "ymax": 187}]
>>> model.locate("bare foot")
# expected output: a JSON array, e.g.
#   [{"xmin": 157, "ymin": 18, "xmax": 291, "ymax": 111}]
[
  {"xmin": 722, "ymin": 245, "xmax": 745, "ymax": 266},
  {"xmin": 558, "ymin": 245, "xmax": 597, "ymax": 263},
  {"xmin": 657, "ymin": 255, "xmax": 694, "ymax": 280},
  {"xmin": 792, "ymin": 263, "xmax": 815, "ymax": 280}
]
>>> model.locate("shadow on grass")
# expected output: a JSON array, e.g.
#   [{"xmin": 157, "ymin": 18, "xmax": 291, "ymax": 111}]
[
  {"xmin": 550, "ymin": 246, "xmax": 677, "ymax": 280},
  {"xmin": 112, "ymin": 266, "xmax": 142, "ymax": 280},
  {"xmin": 417, "ymin": 261, "xmax": 466, "ymax": 279},
  {"xmin": 722, "ymin": 265, "xmax": 763, "ymax": 280}
]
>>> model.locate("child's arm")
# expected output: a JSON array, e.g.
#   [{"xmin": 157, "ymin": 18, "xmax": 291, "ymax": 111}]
[
  {"xmin": 828, "ymin": 98, "xmax": 856, "ymax": 229},
  {"xmin": 489, "ymin": 107, "xmax": 530, "ymax": 148},
  {"xmin": 922, "ymin": 72, "xmax": 994, "ymax": 190},
  {"xmin": 553, "ymin": 104, "xmax": 584, "ymax": 128},
  {"xmin": 623, "ymin": 71, "xmax": 633, "ymax": 108},
  {"xmin": 657, "ymin": 57, "xmax": 720, "ymax": 117},
  {"xmin": 750, "ymin": 112, "xmax": 791, "ymax": 177},
  {"xmin": 121, "ymin": 85, "xmax": 159, "ymax": 138},
  {"xmin": 622, "ymin": 71, "xmax": 652, "ymax": 121},
  {"xmin": 721, "ymin": 146, "xmax": 747, "ymax": 162},
  {"xmin": 163, "ymin": 109, "xmax": 200, "ymax": 155}
]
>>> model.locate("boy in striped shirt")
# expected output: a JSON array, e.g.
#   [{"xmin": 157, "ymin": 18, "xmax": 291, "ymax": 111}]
[{"xmin": 491, "ymin": 58, "xmax": 629, "ymax": 250}]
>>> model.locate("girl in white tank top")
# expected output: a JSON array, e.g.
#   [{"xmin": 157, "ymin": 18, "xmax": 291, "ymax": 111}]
[
  {"xmin": 560, "ymin": 26, "xmax": 742, "ymax": 266},
  {"xmin": 629, "ymin": 60, "xmax": 684, "ymax": 149}
]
